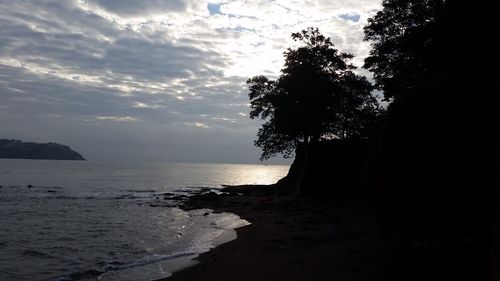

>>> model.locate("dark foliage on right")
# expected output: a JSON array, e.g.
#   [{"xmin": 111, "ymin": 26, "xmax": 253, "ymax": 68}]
[
  {"xmin": 364, "ymin": 0, "xmax": 499, "ymax": 189},
  {"xmin": 364, "ymin": 1, "xmax": 500, "ymax": 280}
]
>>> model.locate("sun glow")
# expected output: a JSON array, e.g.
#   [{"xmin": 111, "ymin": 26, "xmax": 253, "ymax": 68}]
[{"xmin": 226, "ymin": 164, "xmax": 289, "ymax": 186}]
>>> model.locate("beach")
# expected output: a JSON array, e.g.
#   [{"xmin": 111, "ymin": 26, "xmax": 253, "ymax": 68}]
[{"xmin": 161, "ymin": 185, "xmax": 398, "ymax": 281}]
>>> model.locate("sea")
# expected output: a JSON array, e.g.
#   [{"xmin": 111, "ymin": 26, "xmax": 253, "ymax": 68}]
[{"xmin": 0, "ymin": 159, "xmax": 289, "ymax": 281}]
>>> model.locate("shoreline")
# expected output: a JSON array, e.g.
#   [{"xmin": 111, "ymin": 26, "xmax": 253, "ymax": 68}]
[{"xmin": 157, "ymin": 185, "xmax": 398, "ymax": 281}]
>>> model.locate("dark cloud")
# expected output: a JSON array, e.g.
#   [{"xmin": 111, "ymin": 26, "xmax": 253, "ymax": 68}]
[
  {"xmin": 104, "ymin": 36, "xmax": 226, "ymax": 81},
  {"xmin": 86, "ymin": 0, "xmax": 189, "ymax": 16}
]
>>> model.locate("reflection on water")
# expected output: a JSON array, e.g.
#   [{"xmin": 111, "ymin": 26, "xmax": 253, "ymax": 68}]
[{"xmin": 0, "ymin": 160, "xmax": 289, "ymax": 191}]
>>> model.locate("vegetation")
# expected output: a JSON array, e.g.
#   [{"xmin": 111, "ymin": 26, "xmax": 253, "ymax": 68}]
[
  {"xmin": 0, "ymin": 139, "xmax": 85, "ymax": 160},
  {"xmin": 248, "ymin": 27, "xmax": 379, "ymax": 160},
  {"xmin": 246, "ymin": 1, "xmax": 499, "ymax": 279},
  {"xmin": 364, "ymin": 0, "xmax": 499, "ymax": 190},
  {"xmin": 362, "ymin": 1, "xmax": 500, "ymax": 280}
]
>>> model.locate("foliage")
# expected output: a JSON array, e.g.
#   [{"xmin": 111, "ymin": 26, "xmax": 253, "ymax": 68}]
[
  {"xmin": 248, "ymin": 27, "xmax": 379, "ymax": 160},
  {"xmin": 363, "ymin": 0, "xmax": 500, "ymax": 188},
  {"xmin": 364, "ymin": 0, "xmax": 444, "ymax": 102},
  {"xmin": 362, "ymin": 3, "xmax": 500, "ymax": 278},
  {"xmin": 0, "ymin": 139, "xmax": 85, "ymax": 160},
  {"xmin": 364, "ymin": 0, "xmax": 499, "ymax": 107}
]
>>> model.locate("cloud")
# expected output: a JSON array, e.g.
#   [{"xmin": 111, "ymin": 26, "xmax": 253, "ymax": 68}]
[
  {"xmin": 133, "ymin": 102, "xmax": 163, "ymax": 109},
  {"xmin": 184, "ymin": 121, "xmax": 210, "ymax": 128},
  {"xmin": 0, "ymin": 0, "xmax": 381, "ymax": 163},
  {"xmin": 83, "ymin": 0, "xmax": 194, "ymax": 17},
  {"xmin": 95, "ymin": 116, "xmax": 141, "ymax": 122}
]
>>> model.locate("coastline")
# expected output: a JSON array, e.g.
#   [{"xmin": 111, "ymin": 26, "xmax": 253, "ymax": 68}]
[{"xmin": 158, "ymin": 185, "xmax": 398, "ymax": 281}]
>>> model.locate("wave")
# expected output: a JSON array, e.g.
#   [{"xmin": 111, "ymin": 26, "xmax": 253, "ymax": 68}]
[
  {"xmin": 51, "ymin": 269, "xmax": 102, "ymax": 281},
  {"xmin": 0, "ymin": 185, "xmax": 62, "ymax": 189},
  {"xmin": 48, "ymin": 251, "xmax": 199, "ymax": 281},
  {"xmin": 21, "ymin": 249, "xmax": 54, "ymax": 258},
  {"xmin": 107, "ymin": 252, "xmax": 198, "ymax": 272},
  {"xmin": 124, "ymin": 189, "xmax": 157, "ymax": 193}
]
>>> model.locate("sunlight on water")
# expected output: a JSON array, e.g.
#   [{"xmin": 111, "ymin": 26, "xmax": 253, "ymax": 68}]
[
  {"xmin": 191, "ymin": 163, "xmax": 289, "ymax": 186},
  {"xmin": 0, "ymin": 160, "xmax": 289, "ymax": 190}
]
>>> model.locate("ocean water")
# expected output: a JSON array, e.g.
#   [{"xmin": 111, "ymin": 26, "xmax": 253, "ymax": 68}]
[{"xmin": 0, "ymin": 159, "xmax": 289, "ymax": 281}]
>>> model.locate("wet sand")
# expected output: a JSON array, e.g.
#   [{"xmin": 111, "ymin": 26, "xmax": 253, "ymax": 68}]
[{"xmin": 158, "ymin": 185, "xmax": 399, "ymax": 281}]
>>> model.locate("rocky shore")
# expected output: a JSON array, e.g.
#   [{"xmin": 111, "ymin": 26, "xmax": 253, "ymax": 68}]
[{"xmin": 158, "ymin": 185, "xmax": 400, "ymax": 281}]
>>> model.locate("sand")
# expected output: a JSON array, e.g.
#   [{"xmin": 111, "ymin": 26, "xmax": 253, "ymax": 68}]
[{"xmin": 156, "ymin": 185, "xmax": 399, "ymax": 281}]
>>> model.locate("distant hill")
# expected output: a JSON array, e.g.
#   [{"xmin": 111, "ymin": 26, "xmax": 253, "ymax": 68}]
[{"xmin": 0, "ymin": 139, "xmax": 85, "ymax": 160}]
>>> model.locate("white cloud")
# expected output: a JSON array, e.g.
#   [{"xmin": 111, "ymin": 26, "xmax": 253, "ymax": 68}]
[
  {"xmin": 184, "ymin": 121, "xmax": 209, "ymax": 128},
  {"xmin": 95, "ymin": 116, "xmax": 141, "ymax": 122},
  {"xmin": 132, "ymin": 102, "xmax": 163, "ymax": 109}
]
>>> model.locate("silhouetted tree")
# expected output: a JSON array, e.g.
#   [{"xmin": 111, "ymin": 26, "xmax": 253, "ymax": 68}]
[
  {"xmin": 248, "ymin": 27, "xmax": 379, "ymax": 161},
  {"xmin": 365, "ymin": 2, "xmax": 500, "ymax": 279},
  {"xmin": 365, "ymin": 1, "xmax": 498, "ymax": 104},
  {"xmin": 364, "ymin": 0, "xmax": 445, "ymax": 102},
  {"xmin": 364, "ymin": 0, "xmax": 500, "ymax": 187}
]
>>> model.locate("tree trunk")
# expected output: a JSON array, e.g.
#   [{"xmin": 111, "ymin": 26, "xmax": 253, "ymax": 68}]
[
  {"xmin": 490, "ymin": 210, "xmax": 500, "ymax": 281},
  {"xmin": 295, "ymin": 138, "xmax": 310, "ymax": 196}
]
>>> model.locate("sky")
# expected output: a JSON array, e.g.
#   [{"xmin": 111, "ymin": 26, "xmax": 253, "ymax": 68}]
[{"xmin": 0, "ymin": 0, "xmax": 382, "ymax": 164}]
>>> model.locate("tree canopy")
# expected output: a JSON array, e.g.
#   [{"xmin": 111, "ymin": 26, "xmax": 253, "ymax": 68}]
[
  {"xmin": 364, "ymin": 0, "xmax": 499, "ymax": 108},
  {"xmin": 248, "ymin": 27, "xmax": 379, "ymax": 160},
  {"xmin": 364, "ymin": 0, "xmax": 444, "ymax": 103},
  {"xmin": 363, "ymin": 0, "xmax": 500, "ymax": 189}
]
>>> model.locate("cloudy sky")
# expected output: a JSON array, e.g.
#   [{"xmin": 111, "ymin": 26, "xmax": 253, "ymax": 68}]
[{"xmin": 0, "ymin": 0, "xmax": 381, "ymax": 164}]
